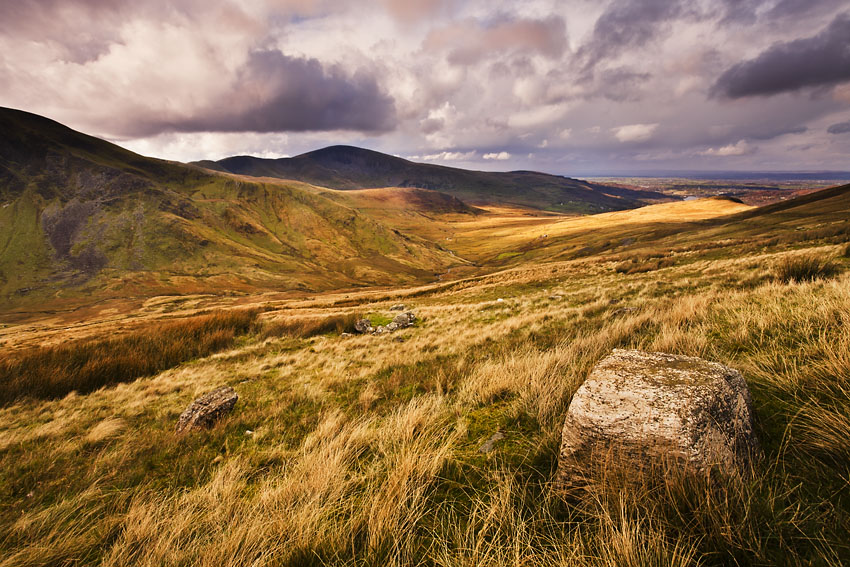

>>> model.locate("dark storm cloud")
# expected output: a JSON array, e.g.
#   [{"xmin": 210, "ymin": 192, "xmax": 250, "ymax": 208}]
[
  {"xmin": 828, "ymin": 121, "xmax": 850, "ymax": 134},
  {"xmin": 711, "ymin": 13, "xmax": 850, "ymax": 98},
  {"xmin": 596, "ymin": 67, "xmax": 652, "ymax": 102},
  {"xmin": 138, "ymin": 50, "xmax": 396, "ymax": 136},
  {"xmin": 578, "ymin": 0, "xmax": 685, "ymax": 70},
  {"xmin": 715, "ymin": 0, "xmax": 764, "ymax": 25},
  {"xmin": 714, "ymin": 0, "xmax": 845, "ymax": 25},
  {"xmin": 749, "ymin": 125, "xmax": 807, "ymax": 140}
]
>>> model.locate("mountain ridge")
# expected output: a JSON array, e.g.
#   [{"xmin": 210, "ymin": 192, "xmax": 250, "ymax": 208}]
[
  {"xmin": 0, "ymin": 107, "xmax": 461, "ymax": 306},
  {"xmin": 195, "ymin": 145, "xmax": 670, "ymax": 213}
]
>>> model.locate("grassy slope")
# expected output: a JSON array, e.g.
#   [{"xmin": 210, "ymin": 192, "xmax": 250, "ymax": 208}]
[
  {"xmin": 203, "ymin": 145, "xmax": 670, "ymax": 213},
  {"xmin": 0, "ymin": 108, "xmax": 459, "ymax": 310},
  {"xmin": 0, "ymin": 184, "xmax": 849, "ymax": 565}
]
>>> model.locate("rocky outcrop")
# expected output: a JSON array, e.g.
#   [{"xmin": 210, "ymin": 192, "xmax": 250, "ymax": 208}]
[
  {"xmin": 355, "ymin": 312, "xmax": 417, "ymax": 335},
  {"xmin": 557, "ymin": 349, "xmax": 760, "ymax": 487},
  {"xmin": 175, "ymin": 386, "xmax": 238, "ymax": 434}
]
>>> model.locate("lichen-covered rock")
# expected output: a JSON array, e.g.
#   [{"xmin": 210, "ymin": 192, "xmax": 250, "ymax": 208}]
[
  {"xmin": 175, "ymin": 386, "xmax": 238, "ymax": 434},
  {"xmin": 557, "ymin": 349, "xmax": 760, "ymax": 487},
  {"xmin": 392, "ymin": 312, "xmax": 416, "ymax": 327},
  {"xmin": 389, "ymin": 304, "xmax": 406, "ymax": 311},
  {"xmin": 354, "ymin": 319, "xmax": 374, "ymax": 334}
]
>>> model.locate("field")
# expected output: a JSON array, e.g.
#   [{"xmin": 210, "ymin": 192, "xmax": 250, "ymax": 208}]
[{"xmin": 1, "ymin": 185, "xmax": 849, "ymax": 566}]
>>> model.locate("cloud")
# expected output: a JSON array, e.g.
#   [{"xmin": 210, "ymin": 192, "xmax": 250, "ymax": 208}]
[
  {"xmin": 424, "ymin": 15, "xmax": 567, "ymax": 65},
  {"xmin": 483, "ymin": 151, "xmax": 511, "ymax": 160},
  {"xmin": 127, "ymin": 50, "xmax": 396, "ymax": 136},
  {"xmin": 381, "ymin": 0, "xmax": 456, "ymax": 23},
  {"xmin": 578, "ymin": 0, "xmax": 686, "ymax": 70},
  {"xmin": 612, "ymin": 123, "xmax": 659, "ymax": 142},
  {"xmin": 712, "ymin": 13, "xmax": 850, "ymax": 98},
  {"xmin": 419, "ymin": 150, "xmax": 477, "ymax": 161},
  {"xmin": 699, "ymin": 139, "xmax": 755, "ymax": 156},
  {"xmin": 827, "ymin": 120, "xmax": 850, "ymax": 134}
]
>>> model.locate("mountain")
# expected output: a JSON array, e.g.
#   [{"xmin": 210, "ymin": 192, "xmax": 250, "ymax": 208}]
[
  {"xmin": 0, "ymin": 108, "xmax": 461, "ymax": 307},
  {"xmin": 196, "ymin": 145, "xmax": 668, "ymax": 213}
]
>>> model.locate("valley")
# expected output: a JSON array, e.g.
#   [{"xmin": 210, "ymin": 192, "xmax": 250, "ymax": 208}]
[{"xmin": 1, "ymin": 108, "xmax": 849, "ymax": 566}]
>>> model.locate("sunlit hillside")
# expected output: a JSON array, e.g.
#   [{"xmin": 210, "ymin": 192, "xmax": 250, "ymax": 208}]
[{"xmin": 1, "ymin": 179, "xmax": 849, "ymax": 565}]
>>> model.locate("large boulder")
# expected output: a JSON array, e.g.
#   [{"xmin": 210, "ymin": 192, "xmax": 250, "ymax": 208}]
[
  {"xmin": 392, "ymin": 312, "xmax": 416, "ymax": 327},
  {"xmin": 175, "ymin": 386, "xmax": 238, "ymax": 434},
  {"xmin": 557, "ymin": 349, "xmax": 760, "ymax": 487}
]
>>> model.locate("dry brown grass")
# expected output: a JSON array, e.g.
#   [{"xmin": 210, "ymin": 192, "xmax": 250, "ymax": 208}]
[
  {"xmin": 775, "ymin": 253, "xmax": 840, "ymax": 283},
  {"xmin": 0, "ymin": 309, "xmax": 259, "ymax": 405},
  {"xmin": 260, "ymin": 312, "xmax": 361, "ymax": 339},
  {"xmin": 1, "ymin": 243, "xmax": 849, "ymax": 565}
]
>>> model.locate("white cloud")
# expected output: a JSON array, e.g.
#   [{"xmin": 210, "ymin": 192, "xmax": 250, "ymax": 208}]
[
  {"xmin": 483, "ymin": 151, "xmax": 511, "ymax": 160},
  {"xmin": 612, "ymin": 123, "xmax": 659, "ymax": 143},
  {"xmin": 699, "ymin": 139, "xmax": 755, "ymax": 156},
  {"xmin": 506, "ymin": 103, "xmax": 570, "ymax": 129},
  {"xmin": 420, "ymin": 150, "xmax": 477, "ymax": 161}
]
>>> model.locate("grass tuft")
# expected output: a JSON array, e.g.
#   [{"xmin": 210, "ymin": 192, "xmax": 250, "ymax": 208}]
[
  {"xmin": 260, "ymin": 312, "xmax": 360, "ymax": 339},
  {"xmin": 775, "ymin": 254, "xmax": 840, "ymax": 283}
]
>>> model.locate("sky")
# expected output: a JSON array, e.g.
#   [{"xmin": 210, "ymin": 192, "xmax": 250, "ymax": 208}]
[{"xmin": 1, "ymin": 0, "xmax": 849, "ymax": 175}]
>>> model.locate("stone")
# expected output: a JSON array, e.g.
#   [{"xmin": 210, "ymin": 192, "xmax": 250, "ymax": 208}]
[
  {"xmin": 386, "ymin": 322, "xmax": 400, "ymax": 332},
  {"xmin": 175, "ymin": 386, "xmax": 238, "ymax": 434},
  {"xmin": 354, "ymin": 319, "xmax": 373, "ymax": 334},
  {"xmin": 478, "ymin": 431, "xmax": 505, "ymax": 453},
  {"xmin": 389, "ymin": 303, "xmax": 406, "ymax": 311},
  {"xmin": 392, "ymin": 312, "xmax": 416, "ymax": 327},
  {"xmin": 557, "ymin": 349, "xmax": 760, "ymax": 488}
]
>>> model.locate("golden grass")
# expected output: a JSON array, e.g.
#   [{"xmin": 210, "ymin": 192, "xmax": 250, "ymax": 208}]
[
  {"xmin": 0, "ymin": 238, "xmax": 849, "ymax": 564},
  {"xmin": 260, "ymin": 312, "xmax": 361, "ymax": 339},
  {"xmin": 775, "ymin": 252, "xmax": 841, "ymax": 283},
  {"xmin": 0, "ymin": 309, "xmax": 259, "ymax": 405}
]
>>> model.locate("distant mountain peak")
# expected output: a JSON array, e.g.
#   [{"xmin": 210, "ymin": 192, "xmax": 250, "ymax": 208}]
[{"xmin": 204, "ymin": 144, "xmax": 667, "ymax": 212}]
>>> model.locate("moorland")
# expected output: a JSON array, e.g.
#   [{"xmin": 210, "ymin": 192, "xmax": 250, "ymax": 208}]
[{"xmin": 1, "ymin": 107, "xmax": 849, "ymax": 566}]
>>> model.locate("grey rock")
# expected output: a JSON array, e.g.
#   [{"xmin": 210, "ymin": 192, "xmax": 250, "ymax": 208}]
[
  {"xmin": 389, "ymin": 303, "xmax": 406, "ymax": 311},
  {"xmin": 392, "ymin": 312, "xmax": 416, "ymax": 327},
  {"xmin": 354, "ymin": 319, "xmax": 373, "ymax": 334},
  {"xmin": 385, "ymin": 322, "xmax": 400, "ymax": 332},
  {"xmin": 478, "ymin": 431, "xmax": 505, "ymax": 453},
  {"xmin": 557, "ymin": 349, "xmax": 760, "ymax": 488},
  {"xmin": 176, "ymin": 386, "xmax": 238, "ymax": 434}
]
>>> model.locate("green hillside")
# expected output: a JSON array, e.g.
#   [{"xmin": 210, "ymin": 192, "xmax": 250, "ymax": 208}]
[
  {"xmin": 0, "ymin": 108, "xmax": 460, "ymax": 308},
  {"xmin": 198, "ymin": 145, "xmax": 669, "ymax": 213}
]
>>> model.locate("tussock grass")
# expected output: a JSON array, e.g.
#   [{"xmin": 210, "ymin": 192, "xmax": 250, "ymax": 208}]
[
  {"xmin": 775, "ymin": 253, "xmax": 840, "ymax": 283},
  {"xmin": 0, "ymin": 309, "xmax": 259, "ymax": 405},
  {"xmin": 261, "ymin": 312, "xmax": 360, "ymax": 339},
  {"xmin": 614, "ymin": 254, "xmax": 675, "ymax": 275}
]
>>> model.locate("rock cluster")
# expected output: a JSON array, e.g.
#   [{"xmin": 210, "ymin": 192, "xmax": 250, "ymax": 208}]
[
  {"xmin": 354, "ymin": 312, "xmax": 417, "ymax": 335},
  {"xmin": 175, "ymin": 386, "xmax": 238, "ymax": 434},
  {"xmin": 557, "ymin": 349, "xmax": 760, "ymax": 488}
]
